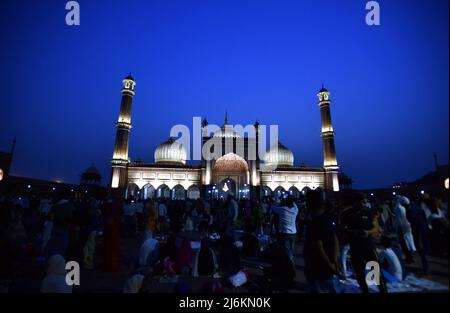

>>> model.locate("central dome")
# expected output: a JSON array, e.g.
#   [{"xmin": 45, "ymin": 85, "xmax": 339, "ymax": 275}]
[
  {"xmin": 154, "ymin": 137, "xmax": 187, "ymax": 165},
  {"xmin": 263, "ymin": 141, "xmax": 294, "ymax": 167},
  {"xmin": 213, "ymin": 125, "xmax": 242, "ymax": 138}
]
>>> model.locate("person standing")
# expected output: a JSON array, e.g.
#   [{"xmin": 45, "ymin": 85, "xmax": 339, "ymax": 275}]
[
  {"xmin": 225, "ymin": 194, "xmax": 238, "ymax": 239},
  {"xmin": 394, "ymin": 195, "xmax": 416, "ymax": 263},
  {"xmin": 46, "ymin": 195, "xmax": 75, "ymax": 257},
  {"xmin": 272, "ymin": 196, "xmax": 298, "ymax": 262},
  {"xmin": 303, "ymin": 190, "xmax": 340, "ymax": 292},
  {"xmin": 340, "ymin": 193, "xmax": 388, "ymax": 293},
  {"xmin": 337, "ymin": 204, "xmax": 351, "ymax": 278}
]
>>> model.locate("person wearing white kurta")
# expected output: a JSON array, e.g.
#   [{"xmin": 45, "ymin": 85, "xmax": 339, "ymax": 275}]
[{"xmin": 394, "ymin": 196, "xmax": 416, "ymax": 253}]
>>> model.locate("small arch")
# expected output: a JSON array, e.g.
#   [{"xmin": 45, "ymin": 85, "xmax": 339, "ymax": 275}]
[
  {"xmin": 261, "ymin": 185, "xmax": 272, "ymax": 198},
  {"xmin": 301, "ymin": 186, "xmax": 312, "ymax": 196},
  {"xmin": 187, "ymin": 185, "xmax": 201, "ymax": 200},
  {"xmin": 156, "ymin": 184, "xmax": 171, "ymax": 199},
  {"xmin": 218, "ymin": 178, "xmax": 237, "ymax": 199},
  {"xmin": 126, "ymin": 183, "xmax": 140, "ymax": 200},
  {"xmin": 274, "ymin": 186, "xmax": 286, "ymax": 199},
  {"xmin": 288, "ymin": 186, "xmax": 300, "ymax": 198},
  {"xmin": 172, "ymin": 184, "xmax": 186, "ymax": 200},
  {"xmin": 142, "ymin": 183, "xmax": 155, "ymax": 199},
  {"xmin": 315, "ymin": 186, "xmax": 325, "ymax": 197}
]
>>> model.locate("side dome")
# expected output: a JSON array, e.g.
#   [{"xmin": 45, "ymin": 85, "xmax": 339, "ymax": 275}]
[
  {"xmin": 154, "ymin": 137, "xmax": 187, "ymax": 165},
  {"xmin": 263, "ymin": 141, "xmax": 294, "ymax": 167}
]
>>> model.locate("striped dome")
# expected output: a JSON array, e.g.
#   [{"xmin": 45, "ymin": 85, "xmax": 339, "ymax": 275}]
[
  {"xmin": 263, "ymin": 141, "xmax": 294, "ymax": 167},
  {"xmin": 154, "ymin": 137, "xmax": 187, "ymax": 165}
]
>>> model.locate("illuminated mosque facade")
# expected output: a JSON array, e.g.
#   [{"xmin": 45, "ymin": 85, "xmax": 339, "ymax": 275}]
[{"xmin": 110, "ymin": 75, "xmax": 340, "ymax": 200}]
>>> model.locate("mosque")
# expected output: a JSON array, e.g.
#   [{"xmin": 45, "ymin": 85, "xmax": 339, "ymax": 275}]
[{"xmin": 110, "ymin": 74, "xmax": 340, "ymax": 200}]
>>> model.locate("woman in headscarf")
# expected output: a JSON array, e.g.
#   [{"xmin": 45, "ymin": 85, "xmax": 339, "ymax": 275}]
[
  {"xmin": 175, "ymin": 238, "xmax": 193, "ymax": 275},
  {"xmin": 41, "ymin": 254, "xmax": 72, "ymax": 293},
  {"xmin": 146, "ymin": 200, "xmax": 159, "ymax": 236},
  {"xmin": 123, "ymin": 274, "xmax": 145, "ymax": 293}
]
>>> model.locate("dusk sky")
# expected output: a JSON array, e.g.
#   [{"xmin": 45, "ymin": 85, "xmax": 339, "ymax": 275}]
[{"xmin": 0, "ymin": 0, "xmax": 448, "ymax": 189}]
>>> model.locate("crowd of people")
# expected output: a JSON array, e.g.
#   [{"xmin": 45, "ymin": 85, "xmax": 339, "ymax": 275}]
[{"xmin": 0, "ymin": 189, "xmax": 448, "ymax": 293}]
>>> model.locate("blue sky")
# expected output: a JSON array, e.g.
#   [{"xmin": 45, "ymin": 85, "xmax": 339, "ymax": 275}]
[{"xmin": 0, "ymin": 0, "xmax": 448, "ymax": 188}]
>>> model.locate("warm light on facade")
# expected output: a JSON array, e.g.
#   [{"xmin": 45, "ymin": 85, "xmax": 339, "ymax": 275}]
[
  {"xmin": 445, "ymin": 178, "xmax": 449, "ymax": 190},
  {"xmin": 111, "ymin": 169, "xmax": 120, "ymax": 188},
  {"xmin": 118, "ymin": 115, "xmax": 131, "ymax": 124},
  {"xmin": 112, "ymin": 152, "xmax": 128, "ymax": 161},
  {"xmin": 0, "ymin": 168, "xmax": 3, "ymax": 182},
  {"xmin": 324, "ymin": 159, "xmax": 338, "ymax": 167},
  {"xmin": 321, "ymin": 126, "xmax": 334, "ymax": 133},
  {"xmin": 332, "ymin": 173, "xmax": 340, "ymax": 192}
]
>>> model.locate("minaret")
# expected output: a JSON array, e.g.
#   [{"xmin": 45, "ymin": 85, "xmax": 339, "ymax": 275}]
[
  {"xmin": 111, "ymin": 74, "xmax": 136, "ymax": 189},
  {"xmin": 202, "ymin": 117, "xmax": 209, "ymax": 138},
  {"xmin": 317, "ymin": 85, "xmax": 339, "ymax": 192}
]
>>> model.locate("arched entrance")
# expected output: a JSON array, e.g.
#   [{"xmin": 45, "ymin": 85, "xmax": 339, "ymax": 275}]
[
  {"xmin": 274, "ymin": 186, "xmax": 286, "ymax": 199},
  {"xmin": 172, "ymin": 184, "xmax": 186, "ymax": 200},
  {"xmin": 156, "ymin": 184, "xmax": 171, "ymax": 199},
  {"xmin": 126, "ymin": 183, "xmax": 140, "ymax": 200},
  {"xmin": 261, "ymin": 185, "xmax": 272, "ymax": 198},
  {"xmin": 187, "ymin": 185, "xmax": 200, "ymax": 200},
  {"xmin": 288, "ymin": 186, "xmax": 300, "ymax": 198},
  {"xmin": 218, "ymin": 178, "xmax": 237, "ymax": 200},
  {"xmin": 301, "ymin": 186, "xmax": 311, "ymax": 195},
  {"xmin": 212, "ymin": 152, "xmax": 249, "ymax": 200},
  {"xmin": 142, "ymin": 184, "xmax": 155, "ymax": 199}
]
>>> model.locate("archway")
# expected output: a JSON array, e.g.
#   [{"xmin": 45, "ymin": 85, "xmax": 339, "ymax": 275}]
[
  {"xmin": 187, "ymin": 185, "xmax": 201, "ymax": 200},
  {"xmin": 218, "ymin": 178, "xmax": 237, "ymax": 200},
  {"xmin": 156, "ymin": 184, "xmax": 171, "ymax": 199},
  {"xmin": 262, "ymin": 185, "xmax": 272, "ymax": 198},
  {"xmin": 301, "ymin": 186, "xmax": 311, "ymax": 195},
  {"xmin": 142, "ymin": 184, "xmax": 155, "ymax": 199},
  {"xmin": 288, "ymin": 186, "xmax": 300, "ymax": 198},
  {"xmin": 239, "ymin": 184, "xmax": 250, "ymax": 199},
  {"xmin": 126, "ymin": 183, "xmax": 140, "ymax": 200},
  {"xmin": 274, "ymin": 186, "xmax": 286, "ymax": 199},
  {"xmin": 172, "ymin": 184, "xmax": 186, "ymax": 200},
  {"xmin": 213, "ymin": 153, "xmax": 249, "ymax": 200}
]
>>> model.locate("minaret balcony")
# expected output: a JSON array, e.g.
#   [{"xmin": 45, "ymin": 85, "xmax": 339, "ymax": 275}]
[
  {"xmin": 116, "ymin": 121, "xmax": 132, "ymax": 130},
  {"xmin": 111, "ymin": 158, "xmax": 129, "ymax": 167},
  {"xmin": 121, "ymin": 88, "xmax": 136, "ymax": 96},
  {"xmin": 320, "ymin": 130, "xmax": 335, "ymax": 137}
]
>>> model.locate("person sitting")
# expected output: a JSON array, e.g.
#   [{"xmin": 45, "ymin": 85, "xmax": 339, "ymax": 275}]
[
  {"xmin": 40, "ymin": 254, "xmax": 72, "ymax": 293},
  {"xmin": 138, "ymin": 235, "xmax": 159, "ymax": 268},
  {"xmin": 378, "ymin": 235, "xmax": 403, "ymax": 282}
]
